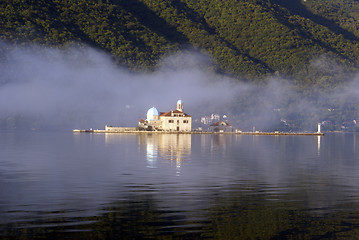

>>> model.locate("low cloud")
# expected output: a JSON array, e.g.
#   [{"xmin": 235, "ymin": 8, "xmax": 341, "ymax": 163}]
[
  {"xmin": 0, "ymin": 43, "xmax": 242, "ymax": 129},
  {"xmin": 0, "ymin": 42, "xmax": 358, "ymax": 131}
]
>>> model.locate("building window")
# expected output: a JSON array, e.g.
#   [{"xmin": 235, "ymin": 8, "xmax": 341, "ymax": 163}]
[
  {"xmin": 183, "ymin": 120, "xmax": 188, "ymax": 123},
  {"xmin": 169, "ymin": 120, "xmax": 174, "ymax": 123}
]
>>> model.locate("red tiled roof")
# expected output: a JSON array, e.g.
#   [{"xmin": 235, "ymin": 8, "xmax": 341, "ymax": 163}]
[{"xmin": 159, "ymin": 110, "xmax": 191, "ymax": 117}]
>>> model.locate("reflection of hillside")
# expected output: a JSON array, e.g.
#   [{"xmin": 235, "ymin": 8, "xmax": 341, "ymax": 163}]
[{"xmin": 139, "ymin": 134, "xmax": 191, "ymax": 169}]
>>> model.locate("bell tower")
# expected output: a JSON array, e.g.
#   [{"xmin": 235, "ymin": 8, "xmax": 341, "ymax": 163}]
[{"xmin": 176, "ymin": 99, "xmax": 183, "ymax": 112}]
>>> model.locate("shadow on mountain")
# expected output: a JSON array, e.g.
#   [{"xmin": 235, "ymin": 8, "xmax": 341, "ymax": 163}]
[
  {"xmin": 111, "ymin": 0, "xmax": 189, "ymax": 44},
  {"xmin": 270, "ymin": 6, "xmax": 347, "ymax": 59},
  {"xmin": 271, "ymin": 0, "xmax": 359, "ymax": 42},
  {"xmin": 171, "ymin": 0, "xmax": 273, "ymax": 73}
]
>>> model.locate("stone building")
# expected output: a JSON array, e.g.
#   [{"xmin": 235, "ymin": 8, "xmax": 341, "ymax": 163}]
[
  {"xmin": 209, "ymin": 121, "xmax": 233, "ymax": 132},
  {"xmin": 139, "ymin": 100, "xmax": 192, "ymax": 132}
]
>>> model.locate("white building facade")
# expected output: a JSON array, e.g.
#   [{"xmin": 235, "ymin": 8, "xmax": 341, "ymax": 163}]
[{"xmin": 139, "ymin": 100, "xmax": 192, "ymax": 132}]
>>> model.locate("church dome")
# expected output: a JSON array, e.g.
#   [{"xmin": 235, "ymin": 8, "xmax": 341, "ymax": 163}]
[
  {"xmin": 177, "ymin": 99, "xmax": 182, "ymax": 105},
  {"xmin": 147, "ymin": 107, "xmax": 159, "ymax": 120}
]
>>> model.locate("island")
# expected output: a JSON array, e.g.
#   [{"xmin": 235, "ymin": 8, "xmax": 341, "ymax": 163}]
[{"xmin": 73, "ymin": 100, "xmax": 324, "ymax": 136}]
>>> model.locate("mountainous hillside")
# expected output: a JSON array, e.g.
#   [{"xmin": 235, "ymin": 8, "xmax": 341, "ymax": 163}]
[{"xmin": 1, "ymin": 0, "xmax": 359, "ymax": 86}]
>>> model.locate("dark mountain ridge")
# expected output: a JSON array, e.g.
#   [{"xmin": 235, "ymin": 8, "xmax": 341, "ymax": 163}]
[{"xmin": 1, "ymin": 0, "xmax": 359, "ymax": 85}]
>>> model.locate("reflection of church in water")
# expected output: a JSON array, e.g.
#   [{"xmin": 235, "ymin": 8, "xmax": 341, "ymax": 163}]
[{"xmin": 139, "ymin": 134, "xmax": 191, "ymax": 170}]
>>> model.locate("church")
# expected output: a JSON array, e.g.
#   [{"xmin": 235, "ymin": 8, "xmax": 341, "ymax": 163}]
[{"xmin": 138, "ymin": 100, "xmax": 192, "ymax": 132}]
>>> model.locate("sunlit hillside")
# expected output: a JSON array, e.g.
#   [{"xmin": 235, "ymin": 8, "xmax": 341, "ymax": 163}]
[{"xmin": 1, "ymin": 0, "xmax": 359, "ymax": 86}]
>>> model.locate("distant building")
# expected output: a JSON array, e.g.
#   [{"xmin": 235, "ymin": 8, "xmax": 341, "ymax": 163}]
[
  {"xmin": 201, "ymin": 113, "xmax": 224, "ymax": 125},
  {"xmin": 201, "ymin": 116, "xmax": 211, "ymax": 125},
  {"xmin": 211, "ymin": 114, "xmax": 220, "ymax": 122},
  {"xmin": 138, "ymin": 100, "xmax": 192, "ymax": 132},
  {"xmin": 209, "ymin": 121, "xmax": 233, "ymax": 132}
]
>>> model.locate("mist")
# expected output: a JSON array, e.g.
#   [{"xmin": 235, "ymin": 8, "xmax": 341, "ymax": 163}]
[{"xmin": 0, "ymin": 42, "xmax": 358, "ymax": 131}]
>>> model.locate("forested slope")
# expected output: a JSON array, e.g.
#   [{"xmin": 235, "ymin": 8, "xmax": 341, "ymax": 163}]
[{"xmin": 1, "ymin": 0, "xmax": 359, "ymax": 86}]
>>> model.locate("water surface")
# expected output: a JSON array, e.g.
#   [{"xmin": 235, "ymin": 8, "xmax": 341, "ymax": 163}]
[{"xmin": 1, "ymin": 131, "xmax": 359, "ymax": 239}]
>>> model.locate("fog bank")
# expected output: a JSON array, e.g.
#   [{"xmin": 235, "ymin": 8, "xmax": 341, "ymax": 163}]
[
  {"xmin": 0, "ymin": 42, "xmax": 358, "ymax": 131},
  {"xmin": 0, "ymin": 43, "xmax": 244, "ymax": 129}
]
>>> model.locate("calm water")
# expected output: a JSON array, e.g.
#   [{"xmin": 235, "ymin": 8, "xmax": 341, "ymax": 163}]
[{"xmin": 1, "ymin": 131, "xmax": 359, "ymax": 239}]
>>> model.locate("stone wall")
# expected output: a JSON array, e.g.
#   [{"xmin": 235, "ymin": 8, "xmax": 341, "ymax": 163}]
[{"xmin": 105, "ymin": 126, "xmax": 137, "ymax": 132}]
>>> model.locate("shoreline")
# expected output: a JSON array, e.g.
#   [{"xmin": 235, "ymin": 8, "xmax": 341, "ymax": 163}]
[{"xmin": 73, "ymin": 129, "xmax": 324, "ymax": 136}]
